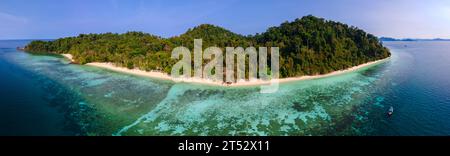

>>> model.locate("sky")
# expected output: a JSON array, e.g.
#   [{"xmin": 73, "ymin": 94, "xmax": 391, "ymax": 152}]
[{"xmin": 1, "ymin": 0, "xmax": 450, "ymax": 39}]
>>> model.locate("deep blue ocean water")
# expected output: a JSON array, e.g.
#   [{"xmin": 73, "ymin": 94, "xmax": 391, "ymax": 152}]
[
  {"xmin": 369, "ymin": 41, "xmax": 450, "ymax": 135},
  {"xmin": 0, "ymin": 40, "xmax": 75, "ymax": 135},
  {"xmin": 0, "ymin": 40, "xmax": 449, "ymax": 136}
]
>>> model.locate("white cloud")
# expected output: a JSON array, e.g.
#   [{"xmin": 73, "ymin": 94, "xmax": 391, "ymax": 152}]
[
  {"xmin": 0, "ymin": 12, "xmax": 28, "ymax": 24},
  {"xmin": 0, "ymin": 12, "xmax": 29, "ymax": 39}
]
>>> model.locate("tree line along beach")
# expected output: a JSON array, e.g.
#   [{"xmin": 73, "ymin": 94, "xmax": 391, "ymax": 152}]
[{"xmin": 23, "ymin": 15, "xmax": 391, "ymax": 86}]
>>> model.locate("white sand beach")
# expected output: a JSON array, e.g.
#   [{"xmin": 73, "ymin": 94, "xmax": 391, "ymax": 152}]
[
  {"xmin": 61, "ymin": 54, "xmax": 75, "ymax": 62},
  {"xmin": 62, "ymin": 54, "xmax": 389, "ymax": 87}
]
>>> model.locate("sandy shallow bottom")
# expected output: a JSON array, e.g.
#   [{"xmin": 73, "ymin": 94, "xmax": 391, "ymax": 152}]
[
  {"xmin": 5, "ymin": 41, "xmax": 450, "ymax": 136},
  {"xmin": 4, "ymin": 50, "xmax": 392, "ymax": 136}
]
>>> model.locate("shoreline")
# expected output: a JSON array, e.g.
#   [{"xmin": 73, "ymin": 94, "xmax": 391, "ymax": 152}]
[
  {"xmin": 61, "ymin": 54, "xmax": 75, "ymax": 62},
  {"xmin": 62, "ymin": 54, "xmax": 390, "ymax": 87}
]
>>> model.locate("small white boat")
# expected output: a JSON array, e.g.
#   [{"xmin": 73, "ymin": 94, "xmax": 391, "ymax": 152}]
[{"xmin": 387, "ymin": 106, "xmax": 394, "ymax": 116}]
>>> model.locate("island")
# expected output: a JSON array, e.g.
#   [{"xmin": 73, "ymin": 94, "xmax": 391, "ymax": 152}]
[
  {"xmin": 380, "ymin": 37, "xmax": 450, "ymax": 42},
  {"xmin": 23, "ymin": 15, "xmax": 391, "ymax": 85}
]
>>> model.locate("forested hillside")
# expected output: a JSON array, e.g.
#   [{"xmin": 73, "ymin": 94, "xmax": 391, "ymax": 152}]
[{"xmin": 25, "ymin": 15, "xmax": 390, "ymax": 78}]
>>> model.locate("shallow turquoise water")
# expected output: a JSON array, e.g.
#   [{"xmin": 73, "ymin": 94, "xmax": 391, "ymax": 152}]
[{"xmin": 1, "ymin": 40, "xmax": 449, "ymax": 136}]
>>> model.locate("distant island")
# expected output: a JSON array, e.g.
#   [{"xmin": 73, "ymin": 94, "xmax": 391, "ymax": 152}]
[
  {"xmin": 24, "ymin": 15, "xmax": 390, "ymax": 82},
  {"xmin": 380, "ymin": 37, "xmax": 450, "ymax": 42}
]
